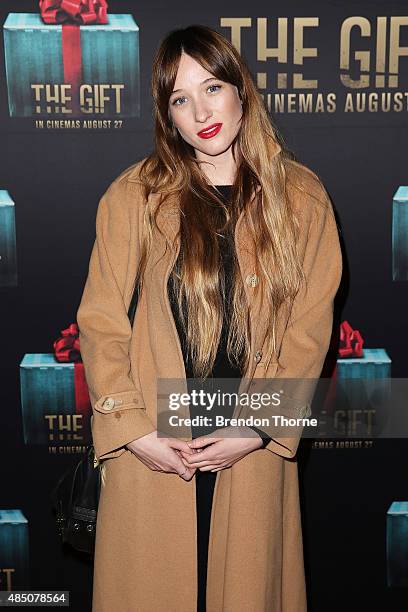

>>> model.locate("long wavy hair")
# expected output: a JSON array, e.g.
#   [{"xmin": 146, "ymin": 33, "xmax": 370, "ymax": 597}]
[{"xmin": 136, "ymin": 25, "xmax": 305, "ymax": 380}]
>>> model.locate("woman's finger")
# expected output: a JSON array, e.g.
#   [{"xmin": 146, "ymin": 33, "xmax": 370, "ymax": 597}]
[
  {"xmin": 201, "ymin": 464, "xmax": 226, "ymax": 472},
  {"xmin": 188, "ymin": 437, "xmax": 218, "ymax": 449},
  {"xmin": 186, "ymin": 459, "xmax": 223, "ymax": 468}
]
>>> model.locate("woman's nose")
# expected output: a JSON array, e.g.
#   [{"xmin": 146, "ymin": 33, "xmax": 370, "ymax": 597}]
[{"xmin": 194, "ymin": 101, "xmax": 213, "ymax": 123}]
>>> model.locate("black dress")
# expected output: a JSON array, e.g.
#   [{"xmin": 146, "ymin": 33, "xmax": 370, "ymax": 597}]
[{"xmin": 167, "ymin": 185, "xmax": 270, "ymax": 612}]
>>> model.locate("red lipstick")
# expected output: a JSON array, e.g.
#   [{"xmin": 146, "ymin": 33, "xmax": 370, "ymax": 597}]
[{"xmin": 197, "ymin": 123, "xmax": 222, "ymax": 139}]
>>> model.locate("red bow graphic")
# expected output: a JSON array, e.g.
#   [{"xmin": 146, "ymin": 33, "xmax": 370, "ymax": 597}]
[
  {"xmin": 338, "ymin": 320, "xmax": 364, "ymax": 358},
  {"xmin": 54, "ymin": 322, "xmax": 82, "ymax": 362},
  {"xmin": 39, "ymin": 0, "xmax": 108, "ymax": 25}
]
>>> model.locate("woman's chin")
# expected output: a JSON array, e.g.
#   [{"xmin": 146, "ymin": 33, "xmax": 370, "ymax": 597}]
[{"xmin": 195, "ymin": 139, "xmax": 234, "ymax": 157}]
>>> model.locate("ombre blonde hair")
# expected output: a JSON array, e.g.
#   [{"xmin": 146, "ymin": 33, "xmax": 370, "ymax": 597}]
[{"xmin": 136, "ymin": 25, "xmax": 305, "ymax": 380}]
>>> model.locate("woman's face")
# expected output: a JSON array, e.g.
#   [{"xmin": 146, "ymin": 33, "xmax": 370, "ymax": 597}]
[{"xmin": 168, "ymin": 52, "xmax": 243, "ymax": 159}]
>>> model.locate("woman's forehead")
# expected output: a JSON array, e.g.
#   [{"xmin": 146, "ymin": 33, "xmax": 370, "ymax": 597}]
[{"xmin": 173, "ymin": 53, "xmax": 216, "ymax": 90}]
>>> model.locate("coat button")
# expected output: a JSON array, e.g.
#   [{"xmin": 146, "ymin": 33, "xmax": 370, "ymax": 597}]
[
  {"xmin": 254, "ymin": 350, "xmax": 262, "ymax": 363},
  {"xmin": 102, "ymin": 397, "xmax": 115, "ymax": 411},
  {"xmin": 246, "ymin": 273, "xmax": 259, "ymax": 287}
]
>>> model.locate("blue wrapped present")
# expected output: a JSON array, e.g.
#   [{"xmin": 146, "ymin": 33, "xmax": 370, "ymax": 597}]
[
  {"xmin": 337, "ymin": 348, "xmax": 391, "ymax": 379},
  {"xmin": 333, "ymin": 349, "xmax": 391, "ymax": 436},
  {"xmin": 3, "ymin": 13, "xmax": 140, "ymax": 118},
  {"xmin": 387, "ymin": 501, "xmax": 408, "ymax": 587},
  {"xmin": 392, "ymin": 186, "xmax": 408, "ymax": 281},
  {"xmin": 19, "ymin": 354, "xmax": 91, "ymax": 446},
  {"xmin": 0, "ymin": 190, "xmax": 17, "ymax": 287},
  {"xmin": 0, "ymin": 510, "xmax": 29, "ymax": 590}
]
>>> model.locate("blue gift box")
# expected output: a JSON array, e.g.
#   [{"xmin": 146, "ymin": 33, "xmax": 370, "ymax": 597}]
[
  {"xmin": 392, "ymin": 186, "xmax": 408, "ymax": 281},
  {"xmin": 387, "ymin": 501, "xmax": 408, "ymax": 587},
  {"xmin": 19, "ymin": 354, "xmax": 91, "ymax": 446},
  {"xmin": 3, "ymin": 13, "xmax": 140, "ymax": 118},
  {"xmin": 334, "ymin": 349, "xmax": 391, "ymax": 436},
  {"xmin": 337, "ymin": 348, "xmax": 391, "ymax": 379},
  {"xmin": 0, "ymin": 190, "xmax": 17, "ymax": 287},
  {"xmin": 0, "ymin": 509, "xmax": 29, "ymax": 590}
]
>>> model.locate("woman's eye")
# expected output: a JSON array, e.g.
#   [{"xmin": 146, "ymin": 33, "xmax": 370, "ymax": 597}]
[
  {"xmin": 173, "ymin": 96, "xmax": 186, "ymax": 106},
  {"xmin": 208, "ymin": 84, "xmax": 222, "ymax": 93}
]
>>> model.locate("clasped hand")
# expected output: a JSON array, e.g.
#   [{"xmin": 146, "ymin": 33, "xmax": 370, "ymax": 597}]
[{"xmin": 126, "ymin": 427, "xmax": 263, "ymax": 481}]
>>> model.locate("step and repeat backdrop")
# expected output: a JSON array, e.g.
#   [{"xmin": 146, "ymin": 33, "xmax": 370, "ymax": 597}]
[{"xmin": 0, "ymin": 1, "xmax": 407, "ymax": 610}]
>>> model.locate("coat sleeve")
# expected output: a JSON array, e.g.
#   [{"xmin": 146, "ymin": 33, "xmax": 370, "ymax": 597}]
[
  {"xmin": 264, "ymin": 187, "xmax": 342, "ymax": 459},
  {"xmin": 247, "ymin": 425, "xmax": 272, "ymax": 448},
  {"xmin": 76, "ymin": 178, "xmax": 156, "ymax": 462}
]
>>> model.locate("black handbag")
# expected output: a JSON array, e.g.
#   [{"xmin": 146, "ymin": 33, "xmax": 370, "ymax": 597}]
[
  {"xmin": 51, "ymin": 445, "xmax": 101, "ymax": 555},
  {"xmin": 51, "ymin": 281, "xmax": 141, "ymax": 555}
]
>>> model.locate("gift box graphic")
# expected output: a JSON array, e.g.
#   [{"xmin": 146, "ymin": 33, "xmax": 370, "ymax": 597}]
[
  {"xmin": 3, "ymin": 3, "xmax": 140, "ymax": 118},
  {"xmin": 0, "ymin": 190, "xmax": 17, "ymax": 287},
  {"xmin": 19, "ymin": 324, "xmax": 92, "ymax": 445},
  {"xmin": 333, "ymin": 348, "xmax": 391, "ymax": 437},
  {"xmin": 387, "ymin": 502, "xmax": 408, "ymax": 587},
  {"xmin": 320, "ymin": 322, "xmax": 391, "ymax": 436},
  {"xmin": 392, "ymin": 186, "xmax": 408, "ymax": 281},
  {"xmin": 0, "ymin": 510, "xmax": 29, "ymax": 590},
  {"xmin": 337, "ymin": 347, "xmax": 391, "ymax": 379}
]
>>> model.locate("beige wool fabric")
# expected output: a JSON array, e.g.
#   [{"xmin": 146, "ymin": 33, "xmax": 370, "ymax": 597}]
[{"xmin": 77, "ymin": 146, "xmax": 343, "ymax": 612}]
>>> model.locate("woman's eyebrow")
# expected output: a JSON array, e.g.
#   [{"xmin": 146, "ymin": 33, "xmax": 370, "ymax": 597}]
[{"xmin": 171, "ymin": 77, "xmax": 218, "ymax": 94}]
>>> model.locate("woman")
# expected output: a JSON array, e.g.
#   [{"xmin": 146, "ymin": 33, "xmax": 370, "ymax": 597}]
[{"xmin": 77, "ymin": 25, "xmax": 342, "ymax": 612}]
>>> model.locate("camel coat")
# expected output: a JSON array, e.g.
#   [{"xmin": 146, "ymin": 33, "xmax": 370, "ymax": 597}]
[{"xmin": 76, "ymin": 144, "xmax": 343, "ymax": 612}]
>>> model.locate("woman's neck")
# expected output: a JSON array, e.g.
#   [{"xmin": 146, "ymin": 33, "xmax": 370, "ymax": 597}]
[{"xmin": 195, "ymin": 146, "xmax": 238, "ymax": 186}]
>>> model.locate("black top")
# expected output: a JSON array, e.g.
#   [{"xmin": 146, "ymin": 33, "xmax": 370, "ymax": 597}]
[{"xmin": 167, "ymin": 185, "xmax": 271, "ymax": 449}]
